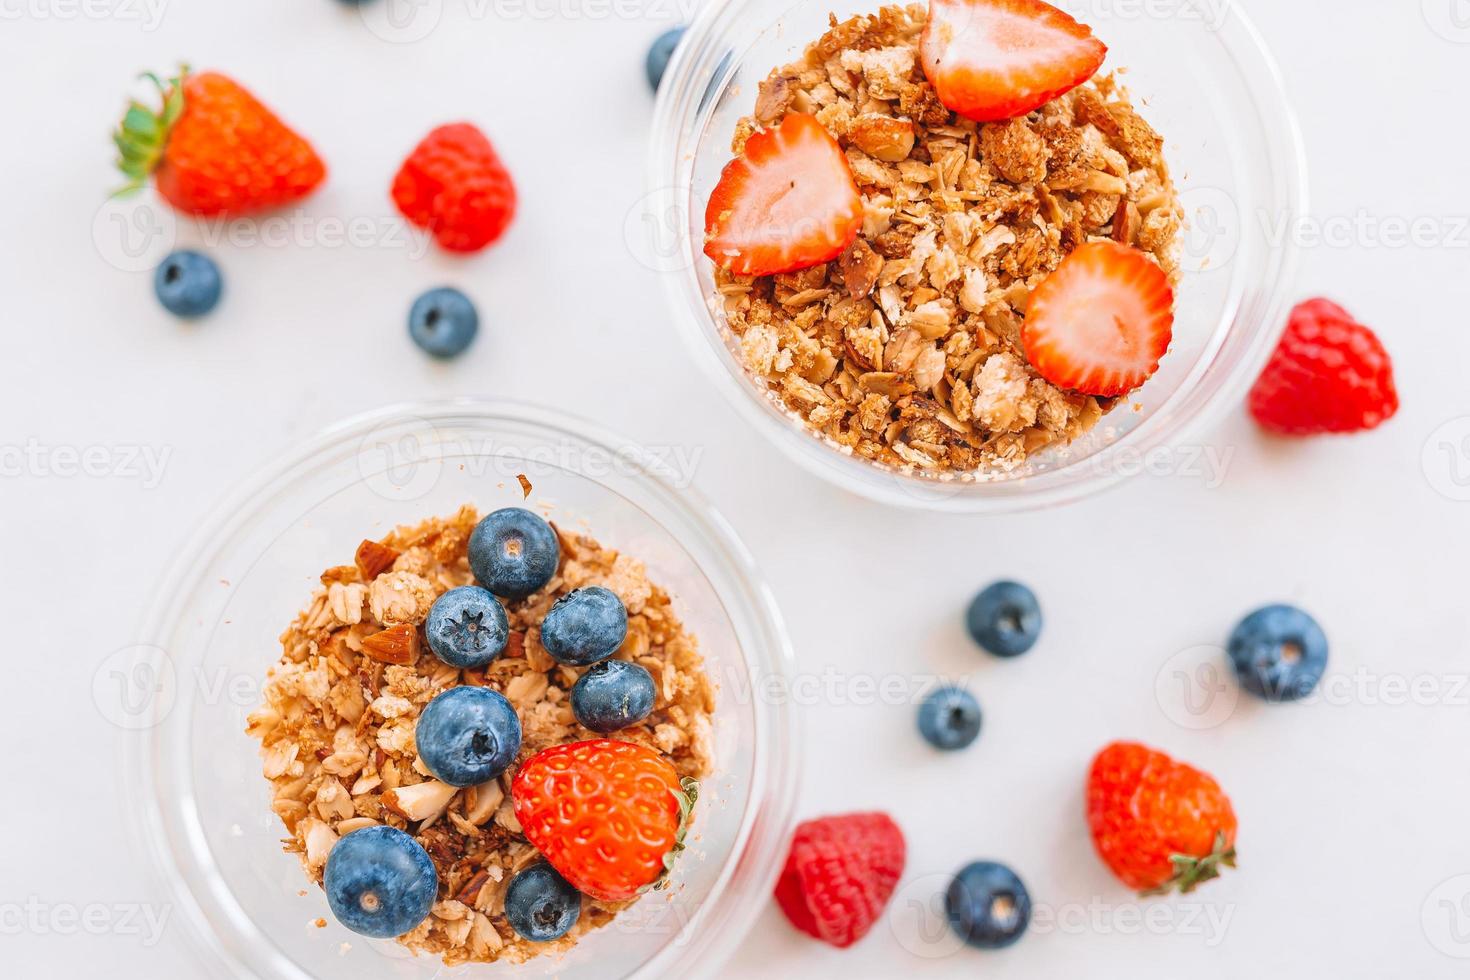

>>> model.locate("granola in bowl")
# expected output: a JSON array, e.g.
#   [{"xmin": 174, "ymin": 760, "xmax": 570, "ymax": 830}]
[
  {"xmin": 704, "ymin": 2, "xmax": 1183, "ymax": 475},
  {"xmin": 245, "ymin": 504, "xmax": 714, "ymax": 965}
]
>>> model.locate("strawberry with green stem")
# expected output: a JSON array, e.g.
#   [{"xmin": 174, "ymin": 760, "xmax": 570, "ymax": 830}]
[
  {"xmin": 113, "ymin": 66, "xmax": 326, "ymax": 217},
  {"xmin": 1085, "ymin": 741, "xmax": 1238, "ymax": 895}
]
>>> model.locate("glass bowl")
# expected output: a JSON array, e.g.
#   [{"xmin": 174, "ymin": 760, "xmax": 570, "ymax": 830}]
[
  {"xmin": 127, "ymin": 401, "xmax": 799, "ymax": 978},
  {"xmin": 648, "ymin": 0, "xmax": 1308, "ymax": 511}
]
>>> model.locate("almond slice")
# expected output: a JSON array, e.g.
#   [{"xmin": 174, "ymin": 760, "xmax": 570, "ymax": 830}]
[
  {"xmin": 382, "ymin": 780, "xmax": 457, "ymax": 822},
  {"xmin": 464, "ymin": 779, "xmax": 504, "ymax": 826},
  {"xmin": 354, "ymin": 539, "xmax": 401, "ymax": 580},
  {"xmin": 362, "ymin": 624, "xmax": 419, "ymax": 665}
]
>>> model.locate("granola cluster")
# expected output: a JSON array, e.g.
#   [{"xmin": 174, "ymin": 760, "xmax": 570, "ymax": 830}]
[
  {"xmin": 245, "ymin": 506, "xmax": 715, "ymax": 965},
  {"xmin": 713, "ymin": 5, "xmax": 1182, "ymax": 474}
]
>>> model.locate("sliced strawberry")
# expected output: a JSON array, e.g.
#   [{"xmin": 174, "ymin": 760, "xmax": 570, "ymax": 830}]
[
  {"xmin": 920, "ymin": 0, "xmax": 1107, "ymax": 123},
  {"xmin": 703, "ymin": 113, "xmax": 863, "ymax": 277},
  {"xmin": 1021, "ymin": 241, "xmax": 1174, "ymax": 396}
]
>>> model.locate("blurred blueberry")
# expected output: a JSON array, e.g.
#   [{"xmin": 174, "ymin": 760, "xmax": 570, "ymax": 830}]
[
  {"xmin": 408, "ymin": 287, "xmax": 478, "ymax": 358},
  {"xmin": 1227, "ymin": 604, "xmax": 1328, "ymax": 701},
  {"xmin": 154, "ymin": 250, "xmax": 222, "ymax": 318},
  {"xmin": 966, "ymin": 581, "xmax": 1042, "ymax": 657}
]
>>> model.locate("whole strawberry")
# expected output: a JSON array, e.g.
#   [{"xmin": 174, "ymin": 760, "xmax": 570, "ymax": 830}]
[
  {"xmin": 511, "ymin": 739, "xmax": 696, "ymax": 902},
  {"xmin": 1086, "ymin": 742, "xmax": 1236, "ymax": 895},
  {"xmin": 392, "ymin": 123, "xmax": 517, "ymax": 253},
  {"xmin": 113, "ymin": 67, "xmax": 326, "ymax": 217},
  {"xmin": 1249, "ymin": 298, "xmax": 1399, "ymax": 435},
  {"xmin": 773, "ymin": 812, "xmax": 905, "ymax": 948}
]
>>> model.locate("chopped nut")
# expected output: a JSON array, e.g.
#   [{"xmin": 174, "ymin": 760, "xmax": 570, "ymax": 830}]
[
  {"xmin": 849, "ymin": 114, "xmax": 916, "ymax": 162},
  {"xmin": 382, "ymin": 779, "xmax": 458, "ymax": 822},
  {"xmin": 463, "ymin": 779, "xmax": 504, "ymax": 825},
  {"xmin": 837, "ymin": 238, "xmax": 884, "ymax": 298},
  {"xmin": 355, "ymin": 539, "xmax": 401, "ymax": 580},
  {"xmin": 362, "ymin": 625, "xmax": 419, "ymax": 665}
]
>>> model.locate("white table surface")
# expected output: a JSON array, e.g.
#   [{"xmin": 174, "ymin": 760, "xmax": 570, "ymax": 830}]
[{"xmin": 4, "ymin": 0, "xmax": 1468, "ymax": 976}]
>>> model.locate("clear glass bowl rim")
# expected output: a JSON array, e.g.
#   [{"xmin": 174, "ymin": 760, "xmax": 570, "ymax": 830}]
[
  {"xmin": 126, "ymin": 398, "xmax": 802, "ymax": 979},
  {"xmin": 648, "ymin": 0, "xmax": 1310, "ymax": 512}
]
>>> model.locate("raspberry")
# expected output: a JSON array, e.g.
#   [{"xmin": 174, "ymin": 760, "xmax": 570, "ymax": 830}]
[
  {"xmin": 391, "ymin": 123, "xmax": 516, "ymax": 253},
  {"xmin": 1248, "ymin": 298, "xmax": 1399, "ymax": 436},
  {"xmin": 773, "ymin": 812, "xmax": 905, "ymax": 948}
]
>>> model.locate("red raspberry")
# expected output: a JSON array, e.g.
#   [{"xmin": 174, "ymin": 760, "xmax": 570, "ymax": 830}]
[
  {"xmin": 391, "ymin": 123, "xmax": 516, "ymax": 253},
  {"xmin": 1248, "ymin": 298, "xmax": 1399, "ymax": 435},
  {"xmin": 773, "ymin": 812, "xmax": 905, "ymax": 948}
]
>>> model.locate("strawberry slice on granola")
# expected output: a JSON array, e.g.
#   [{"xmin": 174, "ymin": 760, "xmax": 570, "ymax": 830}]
[
  {"xmin": 1021, "ymin": 241, "xmax": 1174, "ymax": 397},
  {"xmin": 920, "ymin": 0, "xmax": 1107, "ymax": 123},
  {"xmin": 703, "ymin": 112, "xmax": 863, "ymax": 277}
]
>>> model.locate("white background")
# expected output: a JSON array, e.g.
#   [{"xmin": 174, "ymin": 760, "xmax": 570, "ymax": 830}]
[{"xmin": 3, "ymin": 0, "xmax": 1469, "ymax": 976}]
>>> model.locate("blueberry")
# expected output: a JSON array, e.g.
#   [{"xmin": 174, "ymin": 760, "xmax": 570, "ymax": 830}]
[
  {"xmin": 646, "ymin": 26, "xmax": 686, "ymax": 91},
  {"xmin": 1227, "ymin": 604, "xmax": 1328, "ymax": 702},
  {"xmin": 426, "ymin": 586, "xmax": 509, "ymax": 669},
  {"xmin": 571, "ymin": 659, "xmax": 656, "ymax": 733},
  {"xmin": 540, "ymin": 587, "xmax": 628, "ymax": 667},
  {"xmin": 468, "ymin": 508, "xmax": 559, "ymax": 600},
  {"xmin": 918, "ymin": 686, "xmax": 982, "ymax": 751},
  {"xmin": 415, "ymin": 687, "xmax": 521, "ymax": 786},
  {"xmin": 324, "ymin": 826, "xmax": 437, "ymax": 938},
  {"xmin": 408, "ymin": 287, "xmax": 478, "ymax": 358},
  {"xmin": 154, "ymin": 250, "xmax": 222, "ymax": 318},
  {"xmin": 505, "ymin": 863, "xmax": 582, "ymax": 942},
  {"xmin": 966, "ymin": 581, "xmax": 1042, "ymax": 657},
  {"xmin": 946, "ymin": 861, "xmax": 1031, "ymax": 949}
]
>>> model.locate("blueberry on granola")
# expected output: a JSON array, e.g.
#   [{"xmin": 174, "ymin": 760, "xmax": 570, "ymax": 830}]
[
  {"xmin": 1227, "ymin": 604, "xmax": 1328, "ymax": 702},
  {"xmin": 425, "ymin": 585, "xmax": 509, "ymax": 669},
  {"xmin": 324, "ymin": 826, "xmax": 437, "ymax": 939},
  {"xmin": 539, "ymin": 586, "xmax": 628, "ymax": 667},
  {"xmin": 966, "ymin": 581, "xmax": 1042, "ymax": 658},
  {"xmin": 918, "ymin": 685, "xmax": 982, "ymax": 751},
  {"xmin": 505, "ymin": 863, "xmax": 582, "ymax": 942},
  {"xmin": 468, "ymin": 507, "xmax": 560, "ymax": 600},
  {"xmin": 571, "ymin": 659, "xmax": 655, "ymax": 733},
  {"xmin": 416, "ymin": 686, "xmax": 522, "ymax": 786},
  {"xmin": 408, "ymin": 286, "xmax": 478, "ymax": 358}
]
